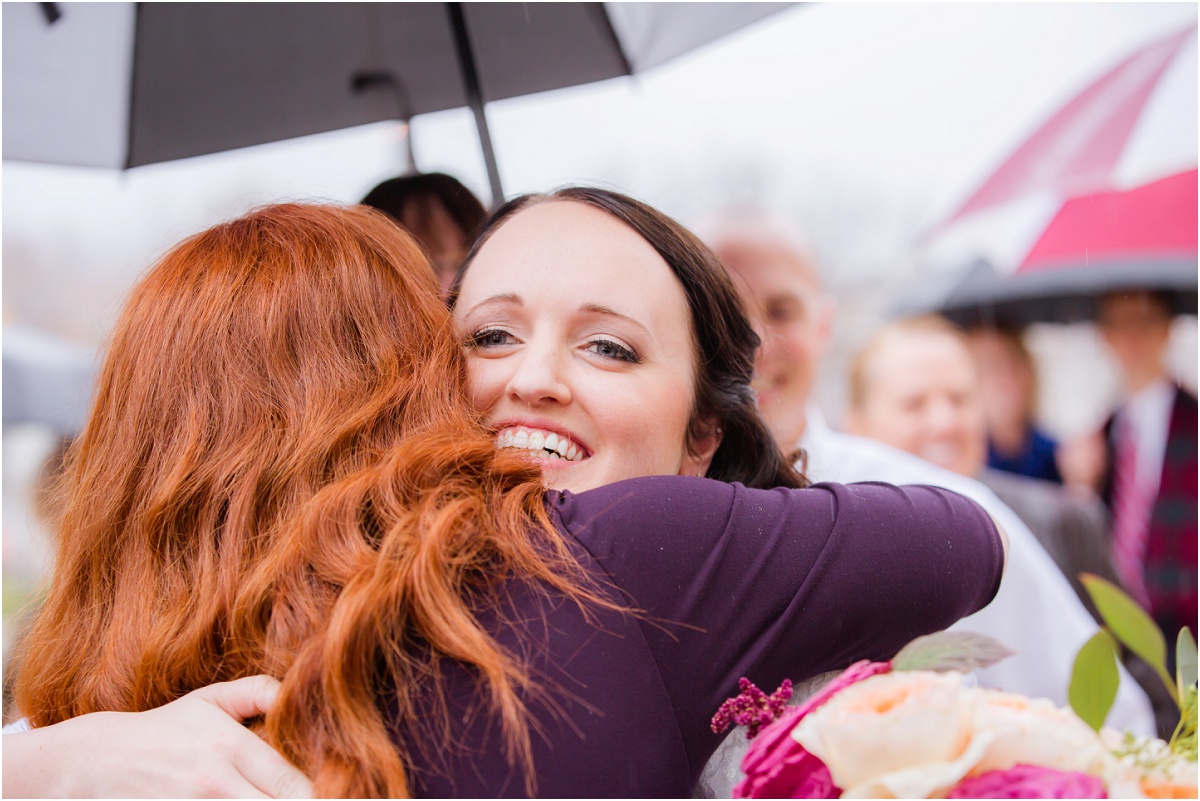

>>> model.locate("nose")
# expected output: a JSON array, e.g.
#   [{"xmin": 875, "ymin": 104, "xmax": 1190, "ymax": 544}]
[
  {"xmin": 505, "ymin": 345, "xmax": 572, "ymax": 408},
  {"xmin": 926, "ymin": 396, "xmax": 965, "ymax": 437}
]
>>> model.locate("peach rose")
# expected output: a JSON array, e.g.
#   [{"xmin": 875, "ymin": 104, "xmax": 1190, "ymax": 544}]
[
  {"xmin": 791, "ymin": 671, "xmax": 996, "ymax": 798},
  {"xmin": 971, "ymin": 689, "xmax": 1114, "ymax": 777}
]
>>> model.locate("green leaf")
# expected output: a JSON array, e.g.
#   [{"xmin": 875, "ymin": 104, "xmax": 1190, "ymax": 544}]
[
  {"xmin": 1070, "ymin": 629, "xmax": 1121, "ymax": 732},
  {"xmin": 1177, "ymin": 627, "xmax": 1197, "ymax": 698},
  {"xmin": 1079, "ymin": 573, "xmax": 1176, "ymax": 704},
  {"xmin": 892, "ymin": 630, "xmax": 1016, "ymax": 673},
  {"xmin": 1170, "ymin": 684, "xmax": 1197, "ymax": 760}
]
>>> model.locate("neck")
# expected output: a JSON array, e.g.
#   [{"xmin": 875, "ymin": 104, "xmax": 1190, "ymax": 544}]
[
  {"xmin": 1125, "ymin": 366, "xmax": 1167, "ymax": 396},
  {"xmin": 772, "ymin": 404, "xmax": 810, "ymax": 450}
]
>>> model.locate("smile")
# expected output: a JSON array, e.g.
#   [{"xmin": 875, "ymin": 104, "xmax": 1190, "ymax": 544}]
[{"xmin": 494, "ymin": 426, "xmax": 587, "ymax": 462}]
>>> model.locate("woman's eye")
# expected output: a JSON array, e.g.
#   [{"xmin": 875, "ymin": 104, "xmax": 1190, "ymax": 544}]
[
  {"xmin": 469, "ymin": 328, "xmax": 515, "ymax": 349},
  {"xmin": 586, "ymin": 338, "xmax": 640, "ymax": 363}
]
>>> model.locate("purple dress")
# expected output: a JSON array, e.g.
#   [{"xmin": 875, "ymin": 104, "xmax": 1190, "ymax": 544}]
[{"xmin": 398, "ymin": 477, "xmax": 1003, "ymax": 798}]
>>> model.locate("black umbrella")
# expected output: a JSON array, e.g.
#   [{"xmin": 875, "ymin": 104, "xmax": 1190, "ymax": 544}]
[
  {"xmin": 3, "ymin": 2, "xmax": 792, "ymax": 202},
  {"xmin": 899, "ymin": 258, "xmax": 1198, "ymax": 328}
]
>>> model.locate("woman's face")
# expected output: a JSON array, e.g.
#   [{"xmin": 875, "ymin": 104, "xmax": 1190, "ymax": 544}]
[{"xmin": 454, "ymin": 200, "xmax": 715, "ymax": 494}]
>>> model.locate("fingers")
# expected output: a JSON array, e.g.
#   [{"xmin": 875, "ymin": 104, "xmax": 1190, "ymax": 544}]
[
  {"xmin": 188, "ymin": 677, "xmax": 314, "ymax": 798},
  {"xmin": 190, "ymin": 675, "xmax": 282, "ymax": 723},
  {"xmin": 232, "ymin": 738, "xmax": 315, "ymax": 799}
]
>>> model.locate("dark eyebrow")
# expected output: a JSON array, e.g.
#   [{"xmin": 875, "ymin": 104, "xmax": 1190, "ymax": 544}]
[
  {"xmin": 459, "ymin": 293, "xmax": 521, "ymax": 317},
  {"xmin": 459, "ymin": 296, "xmax": 651, "ymax": 337},
  {"xmin": 580, "ymin": 303, "xmax": 651, "ymax": 336}
]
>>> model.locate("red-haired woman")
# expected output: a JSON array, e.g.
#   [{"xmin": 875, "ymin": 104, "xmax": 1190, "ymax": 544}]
[{"xmin": 6, "ymin": 203, "xmax": 1005, "ymax": 797}]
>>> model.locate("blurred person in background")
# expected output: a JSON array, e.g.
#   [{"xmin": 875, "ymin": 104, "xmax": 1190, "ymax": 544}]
[
  {"xmin": 361, "ymin": 172, "xmax": 487, "ymax": 297},
  {"xmin": 692, "ymin": 214, "xmax": 1153, "ymax": 795},
  {"xmin": 967, "ymin": 325, "xmax": 1064, "ymax": 483},
  {"xmin": 843, "ymin": 313, "xmax": 1179, "ymax": 737},
  {"xmin": 1072, "ymin": 291, "xmax": 1197, "ymax": 663},
  {"xmin": 843, "ymin": 316, "xmax": 1118, "ymax": 610}
]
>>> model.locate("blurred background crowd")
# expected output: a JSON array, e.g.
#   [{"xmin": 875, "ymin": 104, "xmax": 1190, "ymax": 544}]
[{"xmin": 3, "ymin": 2, "xmax": 1196, "ymax": 725}]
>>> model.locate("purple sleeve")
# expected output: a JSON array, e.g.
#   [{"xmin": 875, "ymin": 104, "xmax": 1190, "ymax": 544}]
[{"xmin": 555, "ymin": 476, "xmax": 1002, "ymax": 760}]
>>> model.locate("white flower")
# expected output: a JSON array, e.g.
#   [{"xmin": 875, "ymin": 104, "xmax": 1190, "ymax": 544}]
[{"xmin": 972, "ymin": 689, "xmax": 1115, "ymax": 776}]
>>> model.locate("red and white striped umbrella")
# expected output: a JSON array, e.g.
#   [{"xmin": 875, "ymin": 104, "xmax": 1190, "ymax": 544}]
[{"xmin": 922, "ymin": 24, "xmax": 1197, "ymax": 325}]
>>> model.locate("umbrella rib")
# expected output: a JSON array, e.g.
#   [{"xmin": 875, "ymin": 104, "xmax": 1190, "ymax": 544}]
[
  {"xmin": 124, "ymin": 2, "xmax": 146, "ymax": 169},
  {"xmin": 447, "ymin": 2, "xmax": 504, "ymax": 206},
  {"xmin": 591, "ymin": 3, "xmax": 633, "ymax": 76}
]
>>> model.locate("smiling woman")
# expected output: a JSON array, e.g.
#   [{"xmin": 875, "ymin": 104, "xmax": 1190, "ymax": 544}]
[
  {"xmin": 457, "ymin": 200, "xmax": 713, "ymax": 490},
  {"xmin": 452, "ymin": 186, "xmax": 808, "ymax": 494}
]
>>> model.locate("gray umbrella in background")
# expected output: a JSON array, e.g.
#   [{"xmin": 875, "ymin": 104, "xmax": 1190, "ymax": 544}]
[
  {"xmin": 3, "ymin": 2, "xmax": 792, "ymax": 203},
  {"xmin": 2, "ymin": 327, "xmax": 97, "ymax": 437},
  {"xmin": 896, "ymin": 258, "xmax": 1198, "ymax": 329}
]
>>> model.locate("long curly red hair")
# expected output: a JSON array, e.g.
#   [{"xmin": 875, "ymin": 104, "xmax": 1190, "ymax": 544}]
[{"xmin": 13, "ymin": 203, "xmax": 608, "ymax": 796}]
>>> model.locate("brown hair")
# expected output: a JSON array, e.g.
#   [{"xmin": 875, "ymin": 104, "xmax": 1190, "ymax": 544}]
[
  {"xmin": 13, "ymin": 203, "xmax": 608, "ymax": 796},
  {"xmin": 966, "ymin": 324, "xmax": 1039, "ymax": 424},
  {"xmin": 452, "ymin": 187, "xmax": 808, "ymax": 490},
  {"xmin": 362, "ymin": 172, "xmax": 487, "ymax": 254},
  {"xmin": 848, "ymin": 314, "xmax": 969, "ymax": 411}
]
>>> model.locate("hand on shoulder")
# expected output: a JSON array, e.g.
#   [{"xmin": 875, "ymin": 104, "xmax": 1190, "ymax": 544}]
[{"xmin": 3, "ymin": 675, "xmax": 312, "ymax": 798}]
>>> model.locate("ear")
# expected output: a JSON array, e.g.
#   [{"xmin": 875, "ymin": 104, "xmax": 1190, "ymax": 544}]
[{"xmin": 681, "ymin": 417, "xmax": 724, "ymax": 478}]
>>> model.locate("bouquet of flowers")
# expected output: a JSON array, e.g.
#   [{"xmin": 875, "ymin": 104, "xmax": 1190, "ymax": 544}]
[{"xmin": 715, "ymin": 577, "xmax": 1196, "ymax": 799}]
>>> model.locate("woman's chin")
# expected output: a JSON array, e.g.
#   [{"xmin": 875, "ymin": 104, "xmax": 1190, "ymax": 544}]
[
  {"xmin": 540, "ymin": 461, "xmax": 594, "ymax": 493},
  {"xmin": 511, "ymin": 453, "xmax": 596, "ymax": 494}
]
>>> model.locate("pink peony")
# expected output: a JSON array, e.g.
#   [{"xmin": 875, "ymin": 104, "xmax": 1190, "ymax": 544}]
[
  {"xmin": 733, "ymin": 660, "xmax": 890, "ymax": 798},
  {"xmin": 947, "ymin": 764, "xmax": 1108, "ymax": 798}
]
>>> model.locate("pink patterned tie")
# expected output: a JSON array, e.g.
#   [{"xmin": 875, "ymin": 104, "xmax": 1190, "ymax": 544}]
[{"xmin": 1110, "ymin": 415, "xmax": 1153, "ymax": 609}]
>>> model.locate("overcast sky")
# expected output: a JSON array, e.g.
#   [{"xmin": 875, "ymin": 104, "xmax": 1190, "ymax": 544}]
[{"xmin": 3, "ymin": 2, "xmax": 1196, "ymax": 343}]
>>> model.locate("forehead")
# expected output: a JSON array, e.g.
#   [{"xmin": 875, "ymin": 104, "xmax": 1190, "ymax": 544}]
[
  {"xmin": 459, "ymin": 200, "xmax": 687, "ymax": 313},
  {"xmin": 969, "ymin": 330, "xmax": 1018, "ymax": 358},
  {"xmin": 868, "ymin": 330, "xmax": 978, "ymax": 395},
  {"xmin": 1098, "ymin": 293, "xmax": 1171, "ymax": 321},
  {"xmin": 717, "ymin": 239, "xmax": 820, "ymax": 298}
]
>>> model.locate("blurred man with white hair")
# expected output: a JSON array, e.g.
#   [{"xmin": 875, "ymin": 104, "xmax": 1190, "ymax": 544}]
[
  {"xmin": 842, "ymin": 315, "xmax": 1116, "ymax": 598},
  {"xmin": 692, "ymin": 211, "xmax": 1154, "ymax": 797}
]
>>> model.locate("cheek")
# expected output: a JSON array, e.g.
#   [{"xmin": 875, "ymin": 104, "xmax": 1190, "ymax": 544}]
[
  {"xmin": 893, "ymin": 408, "xmax": 929, "ymax": 446},
  {"xmin": 600, "ymin": 379, "xmax": 695, "ymax": 468},
  {"xmin": 465, "ymin": 359, "xmax": 504, "ymax": 412}
]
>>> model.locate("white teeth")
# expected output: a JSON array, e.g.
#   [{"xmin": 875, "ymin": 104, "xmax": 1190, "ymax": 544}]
[{"xmin": 493, "ymin": 426, "xmax": 586, "ymax": 462}]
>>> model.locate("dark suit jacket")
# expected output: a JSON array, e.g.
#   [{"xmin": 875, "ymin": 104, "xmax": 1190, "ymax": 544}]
[{"xmin": 1101, "ymin": 385, "xmax": 1198, "ymax": 641}]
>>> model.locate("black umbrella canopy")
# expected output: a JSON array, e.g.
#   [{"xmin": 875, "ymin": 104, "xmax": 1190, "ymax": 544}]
[
  {"xmin": 3, "ymin": 2, "xmax": 792, "ymax": 199},
  {"xmin": 897, "ymin": 258, "xmax": 1199, "ymax": 328}
]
